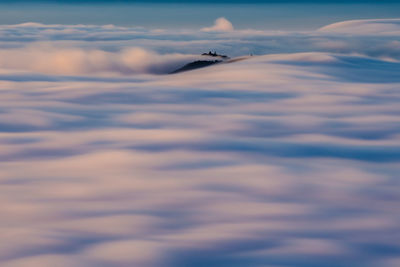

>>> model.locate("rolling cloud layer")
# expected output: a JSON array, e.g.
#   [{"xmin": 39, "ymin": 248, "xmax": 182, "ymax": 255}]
[{"xmin": 0, "ymin": 18, "xmax": 400, "ymax": 266}]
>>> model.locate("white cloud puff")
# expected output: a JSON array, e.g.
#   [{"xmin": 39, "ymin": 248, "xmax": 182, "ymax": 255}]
[{"xmin": 201, "ymin": 17, "xmax": 234, "ymax": 32}]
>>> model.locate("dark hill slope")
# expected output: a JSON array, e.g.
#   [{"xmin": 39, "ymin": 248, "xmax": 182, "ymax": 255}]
[{"xmin": 170, "ymin": 60, "xmax": 221, "ymax": 74}]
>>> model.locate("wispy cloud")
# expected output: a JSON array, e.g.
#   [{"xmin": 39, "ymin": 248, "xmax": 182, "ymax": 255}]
[{"xmin": 319, "ymin": 18, "xmax": 400, "ymax": 35}]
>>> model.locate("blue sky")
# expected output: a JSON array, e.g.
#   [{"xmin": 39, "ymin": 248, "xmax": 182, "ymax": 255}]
[
  {"xmin": 1, "ymin": 0, "xmax": 399, "ymax": 2},
  {"xmin": 1, "ymin": 1, "xmax": 399, "ymax": 29}
]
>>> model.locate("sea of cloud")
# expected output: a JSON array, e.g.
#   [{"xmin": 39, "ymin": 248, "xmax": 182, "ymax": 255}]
[{"xmin": 0, "ymin": 18, "xmax": 399, "ymax": 267}]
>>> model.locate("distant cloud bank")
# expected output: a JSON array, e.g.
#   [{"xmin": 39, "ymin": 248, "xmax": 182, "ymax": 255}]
[{"xmin": 0, "ymin": 45, "xmax": 201, "ymax": 75}]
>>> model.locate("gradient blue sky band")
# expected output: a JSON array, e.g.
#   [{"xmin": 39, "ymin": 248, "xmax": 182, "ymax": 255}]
[
  {"xmin": 2, "ymin": 0, "xmax": 400, "ymax": 2},
  {"xmin": 1, "ymin": 1, "xmax": 399, "ymax": 29}
]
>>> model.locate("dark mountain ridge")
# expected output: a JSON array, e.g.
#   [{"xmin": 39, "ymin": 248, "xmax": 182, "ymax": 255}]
[{"xmin": 170, "ymin": 51, "xmax": 229, "ymax": 74}]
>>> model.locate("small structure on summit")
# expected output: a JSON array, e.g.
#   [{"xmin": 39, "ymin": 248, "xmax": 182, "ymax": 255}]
[{"xmin": 201, "ymin": 51, "xmax": 229, "ymax": 59}]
